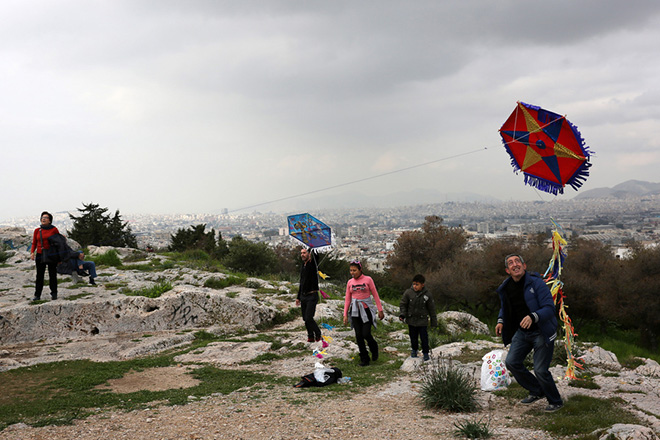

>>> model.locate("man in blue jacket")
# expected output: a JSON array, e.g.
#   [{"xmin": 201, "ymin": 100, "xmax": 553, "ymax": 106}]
[{"xmin": 495, "ymin": 254, "xmax": 563, "ymax": 412}]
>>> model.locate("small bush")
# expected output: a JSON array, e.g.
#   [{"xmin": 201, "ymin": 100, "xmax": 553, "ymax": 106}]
[
  {"xmin": 454, "ymin": 416, "xmax": 492, "ymax": 438},
  {"xmin": 91, "ymin": 250, "xmax": 122, "ymax": 267},
  {"xmin": 419, "ymin": 358, "xmax": 478, "ymax": 412},
  {"xmin": 244, "ymin": 280, "xmax": 261, "ymax": 289}
]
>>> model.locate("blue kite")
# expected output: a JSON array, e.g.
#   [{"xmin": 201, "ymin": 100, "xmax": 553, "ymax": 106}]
[{"xmin": 287, "ymin": 213, "xmax": 332, "ymax": 250}]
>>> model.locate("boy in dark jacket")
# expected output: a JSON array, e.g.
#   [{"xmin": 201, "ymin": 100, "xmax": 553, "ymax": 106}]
[{"xmin": 399, "ymin": 274, "xmax": 437, "ymax": 361}]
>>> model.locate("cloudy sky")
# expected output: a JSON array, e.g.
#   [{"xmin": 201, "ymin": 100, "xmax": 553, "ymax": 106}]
[{"xmin": 2, "ymin": 1, "xmax": 660, "ymax": 220}]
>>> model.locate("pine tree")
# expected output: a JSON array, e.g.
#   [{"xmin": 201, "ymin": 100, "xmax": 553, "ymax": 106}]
[{"xmin": 69, "ymin": 203, "xmax": 137, "ymax": 248}]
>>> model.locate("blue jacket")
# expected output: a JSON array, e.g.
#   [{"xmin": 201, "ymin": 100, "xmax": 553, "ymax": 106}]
[{"xmin": 497, "ymin": 271, "xmax": 557, "ymax": 345}]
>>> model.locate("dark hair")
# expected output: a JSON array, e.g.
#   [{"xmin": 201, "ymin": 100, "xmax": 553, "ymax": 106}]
[
  {"xmin": 40, "ymin": 211, "xmax": 53, "ymax": 223},
  {"xmin": 504, "ymin": 254, "xmax": 525, "ymax": 268},
  {"xmin": 412, "ymin": 274, "xmax": 425, "ymax": 284},
  {"xmin": 349, "ymin": 260, "xmax": 362, "ymax": 271}
]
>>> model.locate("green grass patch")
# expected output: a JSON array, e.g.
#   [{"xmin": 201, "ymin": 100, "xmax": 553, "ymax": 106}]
[
  {"xmin": 520, "ymin": 395, "xmax": 641, "ymax": 437},
  {"xmin": 577, "ymin": 322, "xmax": 660, "ymax": 364},
  {"xmin": 103, "ymin": 282, "xmax": 128, "ymax": 291},
  {"xmin": 165, "ymin": 250, "xmax": 225, "ymax": 272},
  {"xmin": 492, "ymin": 382, "xmax": 528, "ymax": 403},
  {"xmin": 89, "ymin": 250, "xmax": 122, "ymax": 267},
  {"xmin": 123, "ymin": 281, "xmax": 173, "ymax": 298},
  {"xmin": 0, "ymin": 356, "xmax": 275, "ymax": 430}
]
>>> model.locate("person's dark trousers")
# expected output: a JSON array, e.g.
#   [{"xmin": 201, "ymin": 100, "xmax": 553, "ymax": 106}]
[
  {"xmin": 81, "ymin": 261, "xmax": 97, "ymax": 279},
  {"xmin": 300, "ymin": 293, "xmax": 321, "ymax": 340},
  {"xmin": 505, "ymin": 329, "xmax": 563, "ymax": 405},
  {"xmin": 352, "ymin": 308, "xmax": 379, "ymax": 364},
  {"xmin": 35, "ymin": 257, "xmax": 58, "ymax": 298},
  {"xmin": 408, "ymin": 325, "xmax": 430, "ymax": 354}
]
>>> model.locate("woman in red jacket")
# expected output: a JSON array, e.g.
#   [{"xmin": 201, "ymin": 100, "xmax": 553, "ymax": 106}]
[{"xmin": 30, "ymin": 211, "xmax": 59, "ymax": 300}]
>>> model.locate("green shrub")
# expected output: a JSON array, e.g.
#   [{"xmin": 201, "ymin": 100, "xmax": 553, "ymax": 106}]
[
  {"xmin": 0, "ymin": 245, "xmax": 11, "ymax": 264},
  {"xmin": 204, "ymin": 275, "xmax": 246, "ymax": 289},
  {"xmin": 91, "ymin": 250, "xmax": 122, "ymax": 267},
  {"xmin": 419, "ymin": 358, "xmax": 478, "ymax": 412},
  {"xmin": 454, "ymin": 416, "xmax": 492, "ymax": 438},
  {"xmin": 244, "ymin": 280, "xmax": 261, "ymax": 289}
]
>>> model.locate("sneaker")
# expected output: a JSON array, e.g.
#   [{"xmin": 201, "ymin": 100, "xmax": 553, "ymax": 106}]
[
  {"xmin": 89, "ymin": 278, "xmax": 96, "ymax": 285},
  {"xmin": 410, "ymin": 350, "xmax": 418, "ymax": 358},
  {"xmin": 423, "ymin": 353, "xmax": 430, "ymax": 361},
  {"xmin": 31, "ymin": 295, "xmax": 41, "ymax": 301},
  {"xmin": 51, "ymin": 294, "xmax": 58, "ymax": 300},
  {"xmin": 307, "ymin": 337, "xmax": 314, "ymax": 342},
  {"xmin": 315, "ymin": 336, "xmax": 322, "ymax": 342},
  {"xmin": 521, "ymin": 394, "xmax": 544, "ymax": 404},
  {"xmin": 545, "ymin": 403, "xmax": 564, "ymax": 412}
]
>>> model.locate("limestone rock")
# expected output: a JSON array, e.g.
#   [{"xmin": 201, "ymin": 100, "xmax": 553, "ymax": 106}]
[
  {"xmin": 0, "ymin": 226, "xmax": 30, "ymax": 251},
  {"xmin": 635, "ymin": 358, "xmax": 660, "ymax": 378},
  {"xmin": 0, "ymin": 286, "xmax": 282, "ymax": 345},
  {"xmin": 599, "ymin": 424, "xmax": 658, "ymax": 440},
  {"xmin": 440, "ymin": 311, "xmax": 490, "ymax": 336},
  {"xmin": 174, "ymin": 341, "xmax": 273, "ymax": 365},
  {"xmin": 579, "ymin": 345, "xmax": 622, "ymax": 371}
]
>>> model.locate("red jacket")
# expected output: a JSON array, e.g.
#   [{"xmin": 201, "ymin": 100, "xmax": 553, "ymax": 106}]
[{"xmin": 31, "ymin": 226, "xmax": 60, "ymax": 254}]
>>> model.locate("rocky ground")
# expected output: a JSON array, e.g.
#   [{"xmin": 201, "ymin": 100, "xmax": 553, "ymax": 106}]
[{"xmin": 1, "ymin": 240, "xmax": 660, "ymax": 439}]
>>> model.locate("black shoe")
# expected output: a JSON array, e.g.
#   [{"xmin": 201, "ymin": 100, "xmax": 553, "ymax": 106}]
[
  {"xmin": 521, "ymin": 394, "xmax": 544, "ymax": 404},
  {"xmin": 359, "ymin": 361, "xmax": 370, "ymax": 367},
  {"xmin": 77, "ymin": 268, "xmax": 89, "ymax": 277},
  {"xmin": 31, "ymin": 296, "xmax": 41, "ymax": 301},
  {"xmin": 51, "ymin": 294, "xmax": 58, "ymax": 300},
  {"xmin": 545, "ymin": 403, "xmax": 564, "ymax": 412},
  {"xmin": 372, "ymin": 351, "xmax": 379, "ymax": 362},
  {"xmin": 89, "ymin": 278, "xmax": 96, "ymax": 285}
]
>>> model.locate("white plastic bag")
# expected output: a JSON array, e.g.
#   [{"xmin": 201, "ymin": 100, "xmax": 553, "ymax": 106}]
[
  {"xmin": 313, "ymin": 362, "xmax": 333, "ymax": 383},
  {"xmin": 480, "ymin": 350, "xmax": 511, "ymax": 391}
]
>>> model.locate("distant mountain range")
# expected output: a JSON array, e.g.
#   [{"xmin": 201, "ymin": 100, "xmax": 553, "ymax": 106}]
[
  {"xmin": 277, "ymin": 189, "xmax": 499, "ymax": 211},
  {"xmin": 574, "ymin": 180, "xmax": 660, "ymax": 200},
  {"xmin": 262, "ymin": 181, "xmax": 659, "ymax": 212}
]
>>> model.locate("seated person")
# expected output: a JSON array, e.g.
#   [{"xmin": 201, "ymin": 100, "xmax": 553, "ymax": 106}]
[{"xmin": 68, "ymin": 252, "xmax": 98, "ymax": 285}]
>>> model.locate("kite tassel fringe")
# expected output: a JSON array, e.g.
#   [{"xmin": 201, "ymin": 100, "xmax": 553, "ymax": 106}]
[{"xmin": 524, "ymin": 174, "xmax": 563, "ymax": 195}]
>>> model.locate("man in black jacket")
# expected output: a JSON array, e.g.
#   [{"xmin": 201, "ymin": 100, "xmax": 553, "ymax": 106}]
[{"xmin": 296, "ymin": 248, "xmax": 321, "ymax": 342}]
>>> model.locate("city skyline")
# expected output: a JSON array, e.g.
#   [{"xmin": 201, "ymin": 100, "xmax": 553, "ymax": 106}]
[{"xmin": 2, "ymin": 2, "xmax": 660, "ymax": 219}]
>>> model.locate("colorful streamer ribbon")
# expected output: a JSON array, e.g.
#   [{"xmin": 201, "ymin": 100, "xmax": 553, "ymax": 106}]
[{"xmin": 544, "ymin": 221, "xmax": 583, "ymax": 379}]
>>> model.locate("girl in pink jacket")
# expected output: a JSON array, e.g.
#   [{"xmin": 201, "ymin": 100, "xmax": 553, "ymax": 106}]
[{"xmin": 343, "ymin": 260, "xmax": 385, "ymax": 366}]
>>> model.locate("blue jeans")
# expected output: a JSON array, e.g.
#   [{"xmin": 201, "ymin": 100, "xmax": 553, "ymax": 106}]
[
  {"xmin": 80, "ymin": 261, "xmax": 97, "ymax": 279},
  {"xmin": 505, "ymin": 329, "xmax": 562, "ymax": 405}
]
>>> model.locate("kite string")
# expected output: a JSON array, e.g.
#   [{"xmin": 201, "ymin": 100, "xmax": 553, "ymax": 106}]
[{"xmin": 228, "ymin": 147, "xmax": 489, "ymax": 213}]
